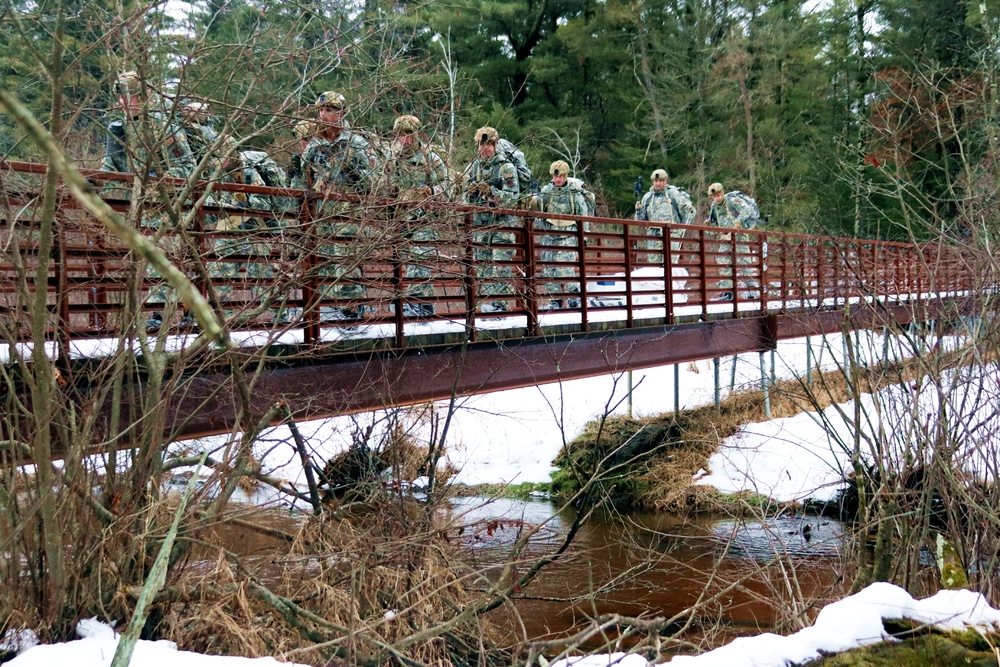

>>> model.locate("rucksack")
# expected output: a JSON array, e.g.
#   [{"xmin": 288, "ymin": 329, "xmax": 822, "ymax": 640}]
[
  {"xmin": 567, "ymin": 176, "xmax": 597, "ymax": 216},
  {"xmin": 240, "ymin": 150, "xmax": 287, "ymax": 188},
  {"xmin": 667, "ymin": 185, "xmax": 695, "ymax": 224},
  {"xmin": 727, "ymin": 190, "xmax": 763, "ymax": 228},
  {"xmin": 496, "ymin": 138, "xmax": 532, "ymax": 192}
]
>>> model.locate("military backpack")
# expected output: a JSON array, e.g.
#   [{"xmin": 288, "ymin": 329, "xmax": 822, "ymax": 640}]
[
  {"xmin": 726, "ymin": 190, "xmax": 764, "ymax": 228},
  {"xmin": 496, "ymin": 138, "xmax": 532, "ymax": 192},
  {"xmin": 240, "ymin": 150, "xmax": 288, "ymax": 188}
]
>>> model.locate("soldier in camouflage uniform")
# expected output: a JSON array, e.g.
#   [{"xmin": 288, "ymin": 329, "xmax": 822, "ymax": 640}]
[
  {"xmin": 707, "ymin": 182, "xmax": 761, "ymax": 300},
  {"xmin": 634, "ymin": 169, "xmax": 696, "ymax": 265},
  {"xmin": 205, "ymin": 135, "xmax": 272, "ymax": 318},
  {"xmin": 101, "ymin": 71, "xmax": 197, "ymax": 329},
  {"xmin": 463, "ymin": 126, "xmax": 521, "ymax": 313},
  {"xmin": 288, "ymin": 119, "xmax": 316, "ymax": 191},
  {"xmin": 179, "ymin": 101, "xmax": 219, "ymax": 169},
  {"xmin": 533, "ymin": 160, "xmax": 593, "ymax": 309},
  {"xmin": 302, "ymin": 91, "xmax": 382, "ymax": 321},
  {"xmin": 385, "ymin": 114, "xmax": 450, "ymax": 318},
  {"xmin": 101, "ymin": 72, "xmax": 196, "ymax": 181}
]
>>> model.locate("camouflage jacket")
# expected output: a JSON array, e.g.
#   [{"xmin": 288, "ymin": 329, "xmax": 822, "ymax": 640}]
[
  {"xmin": 635, "ymin": 185, "xmax": 695, "ymax": 225},
  {"xmin": 386, "ymin": 141, "xmax": 450, "ymax": 196},
  {"xmin": 709, "ymin": 192, "xmax": 759, "ymax": 230},
  {"xmin": 463, "ymin": 153, "xmax": 519, "ymax": 208},
  {"xmin": 183, "ymin": 120, "xmax": 219, "ymax": 167},
  {"xmin": 303, "ymin": 129, "xmax": 382, "ymax": 193},
  {"xmin": 101, "ymin": 111, "xmax": 196, "ymax": 179},
  {"xmin": 210, "ymin": 165, "xmax": 271, "ymax": 229},
  {"xmin": 538, "ymin": 181, "xmax": 591, "ymax": 226}
]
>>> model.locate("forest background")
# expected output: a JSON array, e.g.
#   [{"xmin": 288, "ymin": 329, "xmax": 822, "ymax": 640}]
[{"xmin": 3, "ymin": 0, "xmax": 998, "ymax": 242}]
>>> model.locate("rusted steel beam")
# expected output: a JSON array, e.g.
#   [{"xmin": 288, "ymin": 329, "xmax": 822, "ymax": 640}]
[{"xmin": 150, "ymin": 300, "xmax": 962, "ymax": 441}]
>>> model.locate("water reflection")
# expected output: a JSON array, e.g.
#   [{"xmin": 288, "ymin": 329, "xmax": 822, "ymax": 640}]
[{"xmin": 713, "ymin": 516, "xmax": 843, "ymax": 559}]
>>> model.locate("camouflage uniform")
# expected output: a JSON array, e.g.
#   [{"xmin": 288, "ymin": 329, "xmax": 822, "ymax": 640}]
[
  {"xmin": 302, "ymin": 91, "xmax": 383, "ymax": 320},
  {"xmin": 206, "ymin": 145, "xmax": 271, "ymax": 317},
  {"xmin": 385, "ymin": 115, "xmax": 450, "ymax": 317},
  {"xmin": 178, "ymin": 102, "xmax": 219, "ymax": 169},
  {"xmin": 101, "ymin": 73, "xmax": 197, "ymax": 323},
  {"xmin": 288, "ymin": 120, "xmax": 316, "ymax": 191},
  {"xmin": 101, "ymin": 116, "xmax": 196, "ymax": 181},
  {"xmin": 634, "ymin": 170, "xmax": 695, "ymax": 265},
  {"xmin": 533, "ymin": 161, "xmax": 591, "ymax": 309},
  {"xmin": 464, "ymin": 126, "xmax": 521, "ymax": 312},
  {"xmin": 708, "ymin": 183, "xmax": 761, "ymax": 299}
]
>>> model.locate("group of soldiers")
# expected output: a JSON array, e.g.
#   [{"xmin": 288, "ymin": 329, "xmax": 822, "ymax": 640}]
[
  {"xmin": 634, "ymin": 169, "xmax": 765, "ymax": 299},
  {"xmin": 102, "ymin": 70, "xmax": 763, "ymax": 325}
]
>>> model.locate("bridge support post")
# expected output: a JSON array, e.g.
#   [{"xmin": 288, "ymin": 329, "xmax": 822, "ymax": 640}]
[
  {"xmin": 713, "ymin": 357, "xmax": 720, "ymax": 410},
  {"xmin": 806, "ymin": 336, "xmax": 813, "ymax": 388},
  {"xmin": 675, "ymin": 363, "xmax": 681, "ymax": 414},
  {"xmin": 760, "ymin": 351, "xmax": 771, "ymax": 419},
  {"xmin": 627, "ymin": 369, "xmax": 633, "ymax": 418}
]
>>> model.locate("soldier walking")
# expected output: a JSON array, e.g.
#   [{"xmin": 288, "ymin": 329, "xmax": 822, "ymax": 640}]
[
  {"xmin": 102, "ymin": 71, "xmax": 197, "ymax": 330},
  {"xmin": 707, "ymin": 182, "xmax": 764, "ymax": 300},
  {"xmin": 463, "ymin": 126, "xmax": 521, "ymax": 313},
  {"xmin": 532, "ymin": 160, "xmax": 594, "ymax": 309},
  {"xmin": 385, "ymin": 114, "xmax": 450, "ymax": 318},
  {"xmin": 634, "ymin": 169, "xmax": 695, "ymax": 265},
  {"xmin": 301, "ymin": 91, "xmax": 383, "ymax": 321}
]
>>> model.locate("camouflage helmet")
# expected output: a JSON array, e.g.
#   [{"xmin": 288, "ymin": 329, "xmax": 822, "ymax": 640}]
[
  {"xmin": 181, "ymin": 101, "xmax": 210, "ymax": 123},
  {"xmin": 474, "ymin": 126, "xmax": 499, "ymax": 146},
  {"xmin": 114, "ymin": 71, "xmax": 141, "ymax": 96},
  {"xmin": 294, "ymin": 119, "xmax": 316, "ymax": 140},
  {"xmin": 315, "ymin": 91, "xmax": 347, "ymax": 109},
  {"xmin": 549, "ymin": 160, "xmax": 570, "ymax": 177},
  {"xmin": 651, "ymin": 169, "xmax": 668, "ymax": 181},
  {"xmin": 393, "ymin": 115, "xmax": 421, "ymax": 135},
  {"xmin": 708, "ymin": 182, "xmax": 725, "ymax": 196}
]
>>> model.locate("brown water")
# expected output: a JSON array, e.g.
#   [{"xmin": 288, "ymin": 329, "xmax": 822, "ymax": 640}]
[
  {"xmin": 450, "ymin": 497, "xmax": 846, "ymax": 647},
  {"xmin": 208, "ymin": 493, "xmax": 846, "ymax": 649}
]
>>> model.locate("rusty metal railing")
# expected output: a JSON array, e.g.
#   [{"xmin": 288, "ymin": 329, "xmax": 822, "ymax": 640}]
[{"xmin": 0, "ymin": 159, "xmax": 977, "ymax": 351}]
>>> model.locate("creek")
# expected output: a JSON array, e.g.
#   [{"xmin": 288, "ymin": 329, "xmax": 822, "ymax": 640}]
[{"xmin": 450, "ymin": 497, "xmax": 846, "ymax": 647}]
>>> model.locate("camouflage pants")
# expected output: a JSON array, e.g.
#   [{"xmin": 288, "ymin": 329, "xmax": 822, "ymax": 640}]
[
  {"xmin": 144, "ymin": 213, "xmax": 183, "ymax": 313},
  {"xmin": 208, "ymin": 215, "xmax": 274, "ymax": 317},
  {"xmin": 314, "ymin": 215, "xmax": 366, "ymax": 320},
  {"xmin": 535, "ymin": 219, "xmax": 580, "ymax": 309},
  {"xmin": 473, "ymin": 215, "xmax": 521, "ymax": 312},
  {"xmin": 716, "ymin": 233, "xmax": 759, "ymax": 298},
  {"xmin": 639, "ymin": 227, "xmax": 665, "ymax": 265},
  {"xmin": 402, "ymin": 221, "xmax": 438, "ymax": 300}
]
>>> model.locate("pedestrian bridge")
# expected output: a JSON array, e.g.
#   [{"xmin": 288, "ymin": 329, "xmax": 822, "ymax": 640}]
[{"xmin": 0, "ymin": 160, "xmax": 980, "ymax": 443}]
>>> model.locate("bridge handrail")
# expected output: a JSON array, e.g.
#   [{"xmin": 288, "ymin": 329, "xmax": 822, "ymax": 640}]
[{"xmin": 0, "ymin": 159, "xmax": 978, "ymax": 351}]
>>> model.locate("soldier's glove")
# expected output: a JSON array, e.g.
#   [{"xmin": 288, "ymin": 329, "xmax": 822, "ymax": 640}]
[
  {"xmin": 416, "ymin": 185, "xmax": 434, "ymax": 198},
  {"xmin": 527, "ymin": 194, "xmax": 541, "ymax": 212},
  {"xmin": 398, "ymin": 188, "xmax": 420, "ymax": 202},
  {"xmin": 719, "ymin": 232, "xmax": 732, "ymax": 242},
  {"xmin": 635, "ymin": 201, "xmax": 642, "ymax": 211}
]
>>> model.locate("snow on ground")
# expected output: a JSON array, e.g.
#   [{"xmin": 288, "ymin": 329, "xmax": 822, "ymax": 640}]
[
  {"xmin": 2, "ymin": 618, "xmax": 309, "ymax": 667},
  {"xmin": 548, "ymin": 582, "xmax": 1000, "ymax": 667},
  {"xmin": 700, "ymin": 348, "xmax": 998, "ymax": 502},
  {"xmin": 6, "ymin": 583, "xmax": 998, "ymax": 667}
]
